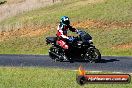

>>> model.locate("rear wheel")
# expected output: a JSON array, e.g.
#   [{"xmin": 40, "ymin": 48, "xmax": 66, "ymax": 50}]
[{"xmin": 49, "ymin": 46, "xmax": 59, "ymax": 61}]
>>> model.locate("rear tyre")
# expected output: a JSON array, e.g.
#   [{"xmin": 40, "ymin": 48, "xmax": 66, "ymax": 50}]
[{"xmin": 49, "ymin": 47, "xmax": 59, "ymax": 62}]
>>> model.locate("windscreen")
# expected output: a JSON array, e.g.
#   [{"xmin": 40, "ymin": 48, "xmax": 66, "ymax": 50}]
[{"xmin": 80, "ymin": 31, "xmax": 92, "ymax": 42}]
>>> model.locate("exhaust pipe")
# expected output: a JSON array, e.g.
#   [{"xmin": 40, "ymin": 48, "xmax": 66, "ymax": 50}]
[{"xmin": 49, "ymin": 50, "xmax": 68, "ymax": 61}]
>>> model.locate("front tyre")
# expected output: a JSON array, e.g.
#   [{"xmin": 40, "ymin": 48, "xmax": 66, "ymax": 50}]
[
  {"xmin": 93, "ymin": 48, "xmax": 101, "ymax": 62},
  {"xmin": 85, "ymin": 48, "xmax": 101, "ymax": 63}
]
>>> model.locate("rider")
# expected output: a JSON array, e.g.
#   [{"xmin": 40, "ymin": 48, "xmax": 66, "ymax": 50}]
[{"xmin": 56, "ymin": 16, "xmax": 78, "ymax": 49}]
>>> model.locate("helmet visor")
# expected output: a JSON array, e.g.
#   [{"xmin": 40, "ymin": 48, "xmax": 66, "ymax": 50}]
[{"xmin": 64, "ymin": 20, "xmax": 70, "ymax": 25}]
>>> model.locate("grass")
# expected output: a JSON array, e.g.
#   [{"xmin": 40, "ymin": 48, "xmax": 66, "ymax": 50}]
[
  {"xmin": 0, "ymin": 27, "xmax": 132, "ymax": 56},
  {"xmin": 0, "ymin": 67, "xmax": 131, "ymax": 88},
  {"xmin": 0, "ymin": 36, "xmax": 50, "ymax": 54},
  {"xmin": 0, "ymin": 0, "xmax": 132, "ymax": 31},
  {"xmin": 89, "ymin": 28, "xmax": 132, "ymax": 56},
  {"xmin": 0, "ymin": 1, "xmax": 132, "ymax": 88},
  {"xmin": 0, "ymin": 0, "xmax": 132, "ymax": 55},
  {"xmin": 0, "ymin": 0, "xmax": 60, "ymax": 24},
  {"xmin": 0, "ymin": 0, "xmax": 5, "ymax": 2}
]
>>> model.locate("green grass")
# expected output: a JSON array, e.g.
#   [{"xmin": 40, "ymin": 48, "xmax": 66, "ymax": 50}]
[
  {"xmin": 0, "ymin": 0, "xmax": 132, "ymax": 31},
  {"xmin": 0, "ymin": 0, "xmax": 5, "ymax": 2},
  {"xmin": 0, "ymin": 27, "xmax": 132, "ymax": 56},
  {"xmin": 0, "ymin": 35, "xmax": 50, "ymax": 54},
  {"xmin": 0, "ymin": 67, "xmax": 131, "ymax": 88},
  {"xmin": 0, "ymin": 0, "xmax": 132, "ymax": 55},
  {"xmin": 0, "ymin": 0, "xmax": 6, "ymax": 4},
  {"xmin": 89, "ymin": 28, "xmax": 132, "ymax": 56}
]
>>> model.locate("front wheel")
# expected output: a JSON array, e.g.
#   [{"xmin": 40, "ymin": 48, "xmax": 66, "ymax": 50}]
[
  {"xmin": 93, "ymin": 48, "xmax": 101, "ymax": 62},
  {"xmin": 84, "ymin": 48, "xmax": 101, "ymax": 63}
]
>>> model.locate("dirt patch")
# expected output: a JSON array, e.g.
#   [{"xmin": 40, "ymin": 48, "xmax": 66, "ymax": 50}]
[
  {"xmin": 0, "ymin": 25, "xmax": 54, "ymax": 42},
  {"xmin": 72, "ymin": 19, "xmax": 132, "ymax": 29},
  {"xmin": 0, "ymin": 19, "xmax": 132, "ymax": 42},
  {"xmin": 112, "ymin": 43, "xmax": 132, "ymax": 49}
]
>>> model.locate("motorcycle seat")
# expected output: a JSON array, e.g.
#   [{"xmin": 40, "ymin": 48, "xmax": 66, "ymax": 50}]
[{"xmin": 46, "ymin": 37, "xmax": 57, "ymax": 43}]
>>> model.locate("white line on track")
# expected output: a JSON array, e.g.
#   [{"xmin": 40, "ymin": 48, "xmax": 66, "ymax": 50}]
[{"xmin": 73, "ymin": 70, "xmax": 132, "ymax": 75}]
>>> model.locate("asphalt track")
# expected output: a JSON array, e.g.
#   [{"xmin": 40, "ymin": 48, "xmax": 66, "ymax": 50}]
[{"xmin": 0, "ymin": 54, "xmax": 132, "ymax": 73}]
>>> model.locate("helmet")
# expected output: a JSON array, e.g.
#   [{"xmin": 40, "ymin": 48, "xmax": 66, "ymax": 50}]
[{"xmin": 61, "ymin": 16, "xmax": 70, "ymax": 25}]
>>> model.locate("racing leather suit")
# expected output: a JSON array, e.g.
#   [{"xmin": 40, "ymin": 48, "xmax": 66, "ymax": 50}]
[{"xmin": 56, "ymin": 23, "xmax": 77, "ymax": 49}]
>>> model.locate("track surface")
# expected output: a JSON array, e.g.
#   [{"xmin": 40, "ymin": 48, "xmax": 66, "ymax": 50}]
[{"xmin": 0, "ymin": 55, "xmax": 132, "ymax": 73}]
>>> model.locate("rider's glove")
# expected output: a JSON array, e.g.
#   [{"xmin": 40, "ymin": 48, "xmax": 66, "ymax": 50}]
[
  {"xmin": 68, "ymin": 37, "xmax": 74, "ymax": 42},
  {"xmin": 77, "ymin": 30, "xmax": 82, "ymax": 35}
]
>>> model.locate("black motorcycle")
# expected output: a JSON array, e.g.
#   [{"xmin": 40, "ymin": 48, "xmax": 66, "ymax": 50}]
[{"xmin": 46, "ymin": 30, "xmax": 101, "ymax": 63}]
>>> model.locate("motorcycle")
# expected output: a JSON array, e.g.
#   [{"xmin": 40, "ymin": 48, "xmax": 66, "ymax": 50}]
[{"xmin": 46, "ymin": 30, "xmax": 101, "ymax": 63}]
